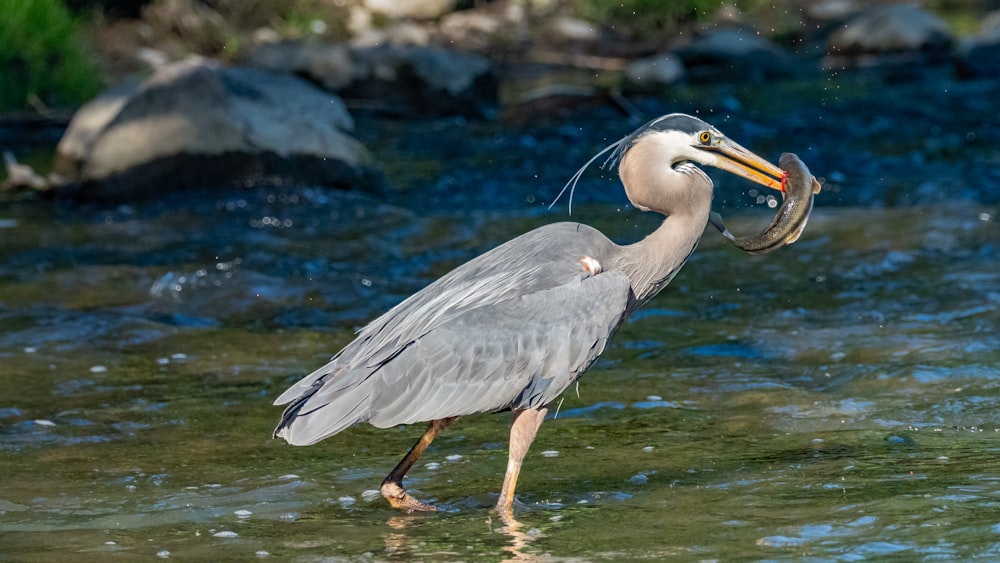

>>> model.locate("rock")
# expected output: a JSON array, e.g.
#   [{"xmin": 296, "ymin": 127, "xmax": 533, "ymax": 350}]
[
  {"xmin": 956, "ymin": 11, "xmax": 1000, "ymax": 78},
  {"xmin": 437, "ymin": 8, "xmax": 522, "ymax": 52},
  {"xmin": 350, "ymin": 21, "xmax": 432, "ymax": 48},
  {"xmin": 548, "ymin": 16, "xmax": 601, "ymax": 43},
  {"xmin": 244, "ymin": 42, "xmax": 498, "ymax": 119},
  {"xmin": 826, "ymin": 5, "xmax": 954, "ymax": 66},
  {"xmin": 245, "ymin": 42, "xmax": 356, "ymax": 90},
  {"xmin": 141, "ymin": 0, "xmax": 229, "ymax": 54},
  {"xmin": 53, "ymin": 79, "xmax": 138, "ymax": 178},
  {"xmin": 54, "ymin": 58, "xmax": 381, "ymax": 202},
  {"xmin": 626, "ymin": 54, "xmax": 686, "ymax": 87},
  {"xmin": 807, "ymin": 0, "xmax": 860, "ymax": 23},
  {"xmin": 363, "ymin": 0, "xmax": 459, "ymax": 21},
  {"xmin": 676, "ymin": 29, "xmax": 794, "ymax": 82}
]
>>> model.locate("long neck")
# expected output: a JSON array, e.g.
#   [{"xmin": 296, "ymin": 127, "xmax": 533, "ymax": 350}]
[
  {"xmin": 613, "ymin": 185, "xmax": 712, "ymax": 311},
  {"xmin": 612, "ymin": 139, "xmax": 715, "ymax": 310}
]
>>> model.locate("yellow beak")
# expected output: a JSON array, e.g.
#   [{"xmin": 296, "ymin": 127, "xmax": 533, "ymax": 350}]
[{"xmin": 702, "ymin": 139, "xmax": 785, "ymax": 192}]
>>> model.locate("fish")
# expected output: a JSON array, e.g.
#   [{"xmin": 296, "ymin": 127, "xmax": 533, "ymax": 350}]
[{"xmin": 709, "ymin": 152, "xmax": 821, "ymax": 255}]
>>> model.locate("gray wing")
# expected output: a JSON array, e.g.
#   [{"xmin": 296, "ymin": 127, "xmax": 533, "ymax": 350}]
[
  {"xmin": 367, "ymin": 270, "xmax": 630, "ymax": 425},
  {"xmin": 274, "ymin": 268, "xmax": 629, "ymax": 445},
  {"xmin": 275, "ymin": 222, "xmax": 616, "ymax": 397}
]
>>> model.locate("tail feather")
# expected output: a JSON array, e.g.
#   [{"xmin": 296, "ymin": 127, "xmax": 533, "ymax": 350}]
[{"xmin": 273, "ymin": 375, "xmax": 373, "ymax": 445}]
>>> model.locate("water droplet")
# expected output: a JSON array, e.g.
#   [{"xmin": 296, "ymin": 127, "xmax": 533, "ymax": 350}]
[
  {"xmin": 157, "ymin": 550, "xmax": 170, "ymax": 558},
  {"xmin": 642, "ymin": 446, "xmax": 654, "ymax": 452},
  {"xmin": 23, "ymin": 346, "xmax": 36, "ymax": 353},
  {"xmin": 445, "ymin": 454, "xmax": 463, "ymax": 462},
  {"xmin": 338, "ymin": 496, "xmax": 356, "ymax": 506},
  {"xmin": 213, "ymin": 531, "xmax": 238, "ymax": 538},
  {"xmin": 34, "ymin": 419, "xmax": 56, "ymax": 427},
  {"xmin": 234, "ymin": 510, "xmax": 252, "ymax": 518},
  {"xmin": 425, "ymin": 462, "xmax": 441, "ymax": 470},
  {"xmin": 255, "ymin": 550, "xmax": 270, "ymax": 558},
  {"xmin": 541, "ymin": 450, "xmax": 559, "ymax": 458},
  {"xmin": 90, "ymin": 365, "xmax": 108, "ymax": 373}
]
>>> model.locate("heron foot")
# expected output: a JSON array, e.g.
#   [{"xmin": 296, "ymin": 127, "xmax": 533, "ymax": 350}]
[
  {"xmin": 380, "ymin": 481, "xmax": 436, "ymax": 512},
  {"xmin": 493, "ymin": 502, "xmax": 517, "ymax": 523}
]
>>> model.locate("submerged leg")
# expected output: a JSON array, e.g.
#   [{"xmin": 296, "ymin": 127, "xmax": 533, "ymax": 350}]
[
  {"xmin": 495, "ymin": 407, "xmax": 548, "ymax": 517},
  {"xmin": 381, "ymin": 417, "xmax": 457, "ymax": 512}
]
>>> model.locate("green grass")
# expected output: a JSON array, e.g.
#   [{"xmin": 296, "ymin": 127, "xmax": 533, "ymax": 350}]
[
  {"xmin": 576, "ymin": 0, "xmax": 725, "ymax": 38},
  {"xmin": 0, "ymin": 0, "xmax": 103, "ymax": 114}
]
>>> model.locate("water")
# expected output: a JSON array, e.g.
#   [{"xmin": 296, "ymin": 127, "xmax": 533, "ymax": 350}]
[
  {"xmin": 1, "ymin": 178, "xmax": 997, "ymax": 560},
  {"xmin": 3, "ymin": 73, "xmax": 1000, "ymax": 558}
]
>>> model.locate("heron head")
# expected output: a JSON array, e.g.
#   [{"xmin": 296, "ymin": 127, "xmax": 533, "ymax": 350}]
[
  {"xmin": 551, "ymin": 113, "xmax": 785, "ymax": 215},
  {"xmin": 619, "ymin": 113, "xmax": 785, "ymax": 194}
]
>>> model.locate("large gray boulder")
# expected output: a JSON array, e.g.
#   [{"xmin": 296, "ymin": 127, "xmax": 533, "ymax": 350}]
[
  {"xmin": 675, "ymin": 29, "xmax": 794, "ymax": 83},
  {"xmin": 826, "ymin": 4, "xmax": 954, "ymax": 67},
  {"xmin": 55, "ymin": 57, "xmax": 382, "ymax": 202},
  {"xmin": 244, "ymin": 42, "xmax": 498, "ymax": 119}
]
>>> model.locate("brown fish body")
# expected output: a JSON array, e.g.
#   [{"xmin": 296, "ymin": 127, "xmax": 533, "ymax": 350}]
[{"xmin": 710, "ymin": 152, "xmax": 821, "ymax": 254}]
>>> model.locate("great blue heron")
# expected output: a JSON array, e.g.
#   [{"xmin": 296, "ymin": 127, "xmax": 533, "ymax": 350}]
[{"xmin": 273, "ymin": 113, "xmax": 785, "ymax": 517}]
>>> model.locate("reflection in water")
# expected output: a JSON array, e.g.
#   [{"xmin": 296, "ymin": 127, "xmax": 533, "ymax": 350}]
[
  {"xmin": 383, "ymin": 515, "xmax": 414, "ymax": 558},
  {"xmin": 495, "ymin": 514, "xmax": 544, "ymax": 562},
  {"xmin": 382, "ymin": 512, "xmax": 545, "ymax": 561}
]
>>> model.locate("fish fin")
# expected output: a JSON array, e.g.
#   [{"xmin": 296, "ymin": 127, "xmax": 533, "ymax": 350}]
[{"xmin": 708, "ymin": 212, "xmax": 736, "ymax": 241}]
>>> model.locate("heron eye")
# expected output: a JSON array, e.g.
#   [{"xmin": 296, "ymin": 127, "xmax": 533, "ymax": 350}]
[{"xmin": 698, "ymin": 131, "xmax": 712, "ymax": 144}]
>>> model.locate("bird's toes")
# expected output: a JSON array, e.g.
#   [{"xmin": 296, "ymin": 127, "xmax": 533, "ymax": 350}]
[
  {"xmin": 381, "ymin": 482, "xmax": 437, "ymax": 512},
  {"xmin": 397, "ymin": 495, "xmax": 438, "ymax": 512}
]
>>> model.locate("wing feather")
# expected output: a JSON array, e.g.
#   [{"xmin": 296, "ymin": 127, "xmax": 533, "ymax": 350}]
[
  {"xmin": 366, "ymin": 271, "xmax": 630, "ymax": 426},
  {"xmin": 274, "ymin": 222, "xmax": 627, "ymax": 445}
]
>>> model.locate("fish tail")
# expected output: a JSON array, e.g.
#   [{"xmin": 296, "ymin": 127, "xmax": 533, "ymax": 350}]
[{"xmin": 708, "ymin": 212, "xmax": 736, "ymax": 241}]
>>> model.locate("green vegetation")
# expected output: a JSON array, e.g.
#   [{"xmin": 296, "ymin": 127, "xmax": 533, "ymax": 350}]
[
  {"xmin": 205, "ymin": 0, "xmax": 350, "ymax": 44},
  {"xmin": 576, "ymin": 0, "xmax": 725, "ymax": 38},
  {"xmin": 0, "ymin": 0, "xmax": 103, "ymax": 114}
]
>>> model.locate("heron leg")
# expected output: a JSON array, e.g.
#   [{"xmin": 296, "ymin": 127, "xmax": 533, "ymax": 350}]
[
  {"xmin": 495, "ymin": 407, "xmax": 548, "ymax": 517},
  {"xmin": 380, "ymin": 417, "xmax": 457, "ymax": 512}
]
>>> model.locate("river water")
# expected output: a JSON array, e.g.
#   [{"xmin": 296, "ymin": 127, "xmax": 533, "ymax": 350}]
[{"xmin": 2, "ymin": 78, "xmax": 1000, "ymax": 560}]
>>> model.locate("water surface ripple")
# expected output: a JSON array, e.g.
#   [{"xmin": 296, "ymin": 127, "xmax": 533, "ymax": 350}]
[{"xmin": 1, "ymin": 171, "xmax": 999, "ymax": 559}]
